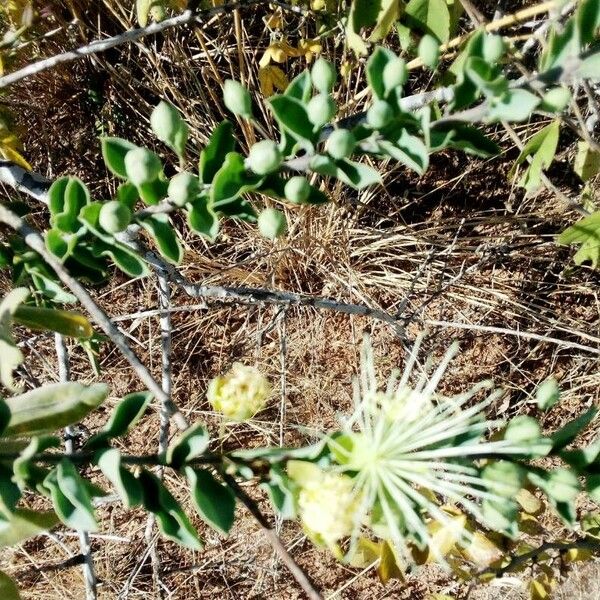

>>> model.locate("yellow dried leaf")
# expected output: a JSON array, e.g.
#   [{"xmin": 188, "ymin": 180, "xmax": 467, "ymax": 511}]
[
  {"xmin": 0, "ymin": 145, "xmax": 32, "ymax": 171},
  {"xmin": 298, "ymin": 38, "xmax": 322, "ymax": 63},
  {"xmin": 529, "ymin": 580, "xmax": 549, "ymax": 600},
  {"xmin": 259, "ymin": 40, "xmax": 303, "ymax": 68},
  {"xmin": 258, "ymin": 65, "xmax": 289, "ymax": 97},
  {"xmin": 461, "ymin": 532, "xmax": 502, "ymax": 567},
  {"xmin": 311, "ymin": 0, "xmax": 326, "ymax": 9},
  {"xmin": 565, "ymin": 547, "xmax": 593, "ymax": 562},
  {"xmin": 425, "ymin": 513, "xmax": 467, "ymax": 562},
  {"xmin": 515, "ymin": 489, "xmax": 543, "ymax": 515},
  {"xmin": 340, "ymin": 61, "xmax": 353, "ymax": 79},
  {"xmin": 264, "ymin": 13, "xmax": 283, "ymax": 29},
  {"xmin": 349, "ymin": 537, "xmax": 380, "ymax": 568},
  {"xmin": 377, "ymin": 540, "xmax": 404, "ymax": 584}
]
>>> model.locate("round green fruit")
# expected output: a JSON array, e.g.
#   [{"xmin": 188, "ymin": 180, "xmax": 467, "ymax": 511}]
[
  {"xmin": 383, "ymin": 58, "xmax": 408, "ymax": 92},
  {"xmin": 258, "ymin": 208, "xmax": 287, "ymax": 240},
  {"xmin": 151, "ymin": 102, "xmax": 180, "ymax": 144},
  {"xmin": 284, "ymin": 176, "xmax": 311, "ymax": 204},
  {"xmin": 326, "ymin": 129, "xmax": 356, "ymax": 160},
  {"xmin": 541, "ymin": 87, "xmax": 571, "ymax": 112},
  {"xmin": 247, "ymin": 140, "xmax": 282, "ymax": 175},
  {"xmin": 124, "ymin": 148, "xmax": 162, "ymax": 186},
  {"xmin": 418, "ymin": 34, "xmax": 440, "ymax": 70},
  {"xmin": 223, "ymin": 79, "xmax": 252, "ymax": 118},
  {"xmin": 311, "ymin": 57, "xmax": 337, "ymax": 94},
  {"xmin": 367, "ymin": 100, "xmax": 393, "ymax": 129},
  {"xmin": 99, "ymin": 201, "xmax": 132, "ymax": 234},
  {"xmin": 307, "ymin": 93, "xmax": 336, "ymax": 127},
  {"xmin": 483, "ymin": 34, "xmax": 505, "ymax": 64},
  {"xmin": 168, "ymin": 171, "xmax": 200, "ymax": 207}
]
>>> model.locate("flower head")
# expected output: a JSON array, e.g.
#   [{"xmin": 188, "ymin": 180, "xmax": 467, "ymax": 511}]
[{"xmin": 207, "ymin": 362, "xmax": 271, "ymax": 421}]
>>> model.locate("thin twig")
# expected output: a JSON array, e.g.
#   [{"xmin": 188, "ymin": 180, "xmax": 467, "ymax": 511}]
[{"xmin": 221, "ymin": 472, "xmax": 323, "ymax": 600}]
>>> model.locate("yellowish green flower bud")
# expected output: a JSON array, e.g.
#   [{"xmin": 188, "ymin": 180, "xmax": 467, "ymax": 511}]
[
  {"xmin": 168, "ymin": 171, "xmax": 200, "ymax": 207},
  {"xmin": 418, "ymin": 34, "xmax": 440, "ymax": 70},
  {"xmin": 284, "ymin": 176, "xmax": 311, "ymax": 204},
  {"xmin": 483, "ymin": 34, "xmax": 505, "ymax": 64},
  {"xmin": 99, "ymin": 201, "xmax": 132, "ymax": 234},
  {"xmin": 207, "ymin": 362, "xmax": 270, "ymax": 421},
  {"xmin": 307, "ymin": 93, "xmax": 336, "ymax": 127},
  {"xmin": 223, "ymin": 79, "xmax": 253, "ymax": 118},
  {"xmin": 258, "ymin": 208, "xmax": 287, "ymax": 240},
  {"xmin": 124, "ymin": 148, "xmax": 162, "ymax": 186},
  {"xmin": 311, "ymin": 57, "xmax": 337, "ymax": 94},
  {"xmin": 326, "ymin": 129, "xmax": 356, "ymax": 159},
  {"xmin": 247, "ymin": 140, "xmax": 282, "ymax": 175},
  {"xmin": 367, "ymin": 100, "xmax": 393, "ymax": 129}
]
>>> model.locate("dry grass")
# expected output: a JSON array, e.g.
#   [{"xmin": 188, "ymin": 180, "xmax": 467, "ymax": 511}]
[{"xmin": 1, "ymin": 0, "xmax": 600, "ymax": 598}]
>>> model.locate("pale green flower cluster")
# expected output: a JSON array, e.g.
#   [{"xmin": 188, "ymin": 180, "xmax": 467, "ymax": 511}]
[{"xmin": 207, "ymin": 362, "xmax": 271, "ymax": 421}]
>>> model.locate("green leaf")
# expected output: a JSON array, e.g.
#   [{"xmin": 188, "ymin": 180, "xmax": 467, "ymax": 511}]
[
  {"xmin": 0, "ymin": 570, "xmax": 21, "ymax": 599},
  {"xmin": 101, "ymin": 137, "xmax": 138, "ymax": 178},
  {"xmin": 551, "ymin": 408, "xmax": 598, "ymax": 450},
  {"xmin": 199, "ymin": 121, "xmax": 236, "ymax": 185},
  {"xmin": 370, "ymin": 0, "xmax": 402, "ymax": 42},
  {"xmin": 285, "ymin": 71, "xmax": 312, "ymax": 103},
  {"xmin": 346, "ymin": 0, "xmax": 382, "ymax": 55},
  {"xmin": 0, "ymin": 508, "xmax": 59, "ymax": 548},
  {"xmin": 558, "ymin": 211, "xmax": 600, "ymax": 268},
  {"xmin": 4, "ymin": 382, "xmax": 108, "ymax": 437},
  {"xmin": 578, "ymin": 0, "xmax": 600, "ymax": 45},
  {"xmin": 138, "ymin": 178, "xmax": 169, "ymax": 206},
  {"xmin": 186, "ymin": 467, "xmax": 235, "ymax": 535},
  {"xmin": 93, "ymin": 240, "xmax": 150, "ymax": 278},
  {"xmin": 336, "ymin": 159, "xmax": 382, "ymax": 189},
  {"xmin": 269, "ymin": 96, "xmax": 316, "ymax": 145},
  {"xmin": 85, "ymin": 391, "xmax": 153, "ymax": 450},
  {"xmin": 96, "ymin": 448, "xmax": 143, "ymax": 508},
  {"xmin": 405, "ymin": 0, "xmax": 451, "ymax": 43},
  {"xmin": 261, "ymin": 466, "xmax": 297, "ymax": 519},
  {"xmin": 574, "ymin": 141, "xmax": 600, "ymax": 181},
  {"xmin": 13, "ymin": 306, "xmax": 93, "ymax": 339},
  {"xmin": 511, "ymin": 120, "xmax": 560, "ymax": 193},
  {"xmin": 138, "ymin": 214, "xmax": 183, "ymax": 265},
  {"xmin": 540, "ymin": 18, "xmax": 578, "ymax": 71},
  {"xmin": 138, "ymin": 470, "xmax": 202, "ymax": 549},
  {"xmin": 487, "ymin": 89, "xmax": 540, "ymax": 123},
  {"xmin": 367, "ymin": 47, "xmax": 397, "ymax": 100},
  {"xmin": 464, "ymin": 57, "xmax": 507, "ymax": 98},
  {"xmin": 0, "ymin": 464, "xmax": 21, "ymax": 517},
  {"xmin": 13, "ymin": 436, "xmax": 60, "ymax": 491},
  {"xmin": 45, "ymin": 460, "xmax": 98, "ymax": 531},
  {"xmin": 0, "ymin": 288, "xmax": 29, "ymax": 392},
  {"xmin": 211, "ymin": 152, "xmax": 263, "ymax": 209},
  {"xmin": 49, "ymin": 177, "xmax": 90, "ymax": 234},
  {"xmin": 187, "ymin": 195, "xmax": 219, "ymax": 240},
  {"xmin": 167, "ymin": 423, "xmax": 210, "ymax": 469},
  {"xmin": 430, "ymin": 123, "xmax": 500, "ymax": 157},
  {"xmin": 379, "ymin": 130, "xmax": 429, "ymax": 174}
]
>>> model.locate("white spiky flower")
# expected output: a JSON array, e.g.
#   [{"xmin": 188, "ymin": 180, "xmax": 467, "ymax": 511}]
[{"xmin": 326, "ymin": 335, "xmax": 543, "ymax": 562}]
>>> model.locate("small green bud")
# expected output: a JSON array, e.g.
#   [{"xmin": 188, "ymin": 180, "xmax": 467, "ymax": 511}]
[
  {"xmin": 258, "ymin": 208, "xmax": 287, "ymax": 240},
  {"xmin": 536, "ymin": 378, "xmax": 560, "ymax": 410},
  {"xmin": 504, "ymin": 415, "xmax": 541, "ymax": 443},
  {"xmin": 247, "ymin": 140, "xmax": 282, "ymax": 175},
  {"xmin": 99, "ymin": 201, "xmax": 132, "ymax": 234},
  {"xmin": 284, "ymin": 176, "xmax": 311, "ymax": 204},
  {"xmin": 307, "ymin": 93, "xmax": 336, "ymax": 127},
  {"xmin": 383, "ymin": 58, "xmax": 408, "ymax": 93},
  {"xmin": 311, "ymin": 57, "xmax": 337, "ymax": 94},
  {"xmin": 150, "ymin": 102, "xmax": 187, "ymax": 155},
  {"xmin": 223, "ymin": 79, "xmax": 252, "ymax": 118},
  {"xmin": 547, "ymin": 468, "xmax": 580, "ymax": 502},
  {"xmin": 326, "ymin": 129, "xmax": 356, "ymax": 159},
  {"xmin": 124, "ymin": 148, "xmax": 162, "ymax": 186},
  {"xmin": 168, "ymin": 172, "xmax": 200, "ymax": 207},
  {"xmin": 418, "ymin": 34, "xmax": 440, "ymax": 69},
  {"xmin": 483, "ymin": 34, "xmax": 505, "ymax": 64},
  {"xmin": 367, "ymin": 100, "xmax": 394, "ymax": 129},
  {"xmin": 482, "ymin": 460, "xmax": 525, "ymax": 497},
  {"xmin": 540, "ymin": 87, "xmax": 572, "ymax": 113}
]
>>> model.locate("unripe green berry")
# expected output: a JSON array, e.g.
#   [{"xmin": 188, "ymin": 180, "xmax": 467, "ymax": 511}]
[
  {"xmin": 536, "ymin": 377, "xmax": 560, "ymax": 410},
  {"xmin": 99, "ymin": 201, "xmax": 132, "ymax": 234},
  {"xmin": 247, "ymin": 140, "xmax": 283, "ymax": 175},
  {"xmin": 383, "ymin": 58, "xmax": 408, "ymax": 93},
  {"xmin": 311, "ymin": 57, "xmax": 337, "ymax": 94},
  {"xmin": 151, "ymin": 102, "xmax": 182, "ymax": 146},
  {"xmin": 483, "ymin": 34, "xmax": 505, "ymax": 64},
  {"xmin": 541, "ymin": 87, "xmax": 572, "ymax": 113},
  {"xmin": 367, "ymin": 100, "xmax": 394, "ymax": 129},
  {"xmin": 168, "ymin": 171, "xmax": 200, "ymax": 207},
  {"xmin": 547, "ymin": 468, "xmax": 579, "ymax": 502},
  {"xmin": 124, "ymin": 148, "xmax": 162, "ymax": 186},
  {"xmin": 284, "ymin": 176, "xmax": 311, "ymax": 204},
  {"xmin": 258, "ymin": 208, "xmax": 287, "ymax": 240},
  {"xmin": 418, "ymin": 34, "xmax": 440, "ymax": 69},
  {"xmin": 307, "ymin": 93, "xmax": 336, "ymax": 127},
  {"xmin": 223, "ymin": 79, "xmax": 253, "ymax": 118},
  {"xmin": 326, "ymin": 129, "xmax": 356, "ymax": 160}
]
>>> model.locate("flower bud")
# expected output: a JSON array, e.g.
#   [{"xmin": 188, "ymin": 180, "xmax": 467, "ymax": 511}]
[
  {"xmin": 284, "ymin": 176, "xmax": 311, "ymax": 204},
  {"xmin": 168, "ymin": 172, "xmax": 200, "ymax": 207},
  {"xmin": 326, "ymin": 129, "xmax": 356, "ymax": 159},
  {"xmin": 207, "ymin": 362, "xmax": 270, "ymax": 421},
  {"xmin": 540, "ymin": 87, "xmax": 571, "ymax": 113},
  {"xmin": 547, "ymin": 468, "xmax": 580, "ymax": 502},
  {"xmin": 483, "ymin": 34, "xmax": 505, "ymax": 64},
  {"xmin": 247, "ymin": 140, "xmax": 282, "ymax": 175},
  {"xmin": 258, "ymin": 208, "xmax": 287, "ymax": 240},
  {"xmin": 311, "ymin": 57, "xmax": 337, "ymax": 94},
  {"xmin": 536, "ymin": 377, "xmax": 560, "ymax": 410},
  {"xmin": 482, "ymin": 460, "xmax": 525, "ymax": 497},
  {"xmin": 124, "ymin": 148, "xmax": 162, "ymax": 186},
  {"xmin": 99, "ymin": 201, "xmax": 132, "ymax": 234},
  {"xmin": 223, "ymin": 79, "xmax": 252, "ymax": 118},
  {"xmin": 367, "ymin": 100, "xmax": 394, "ymax": 129},
  {"xmin": 418, "ymin": 34, "xmax": 440, "ymax": 69},
  {"xmin": 307, "ymin": 93, "xmax": 336, "ymax": 127},
  {"xmin": 383, "ymin": 58, "xmax": 408, "ymax": 93}
]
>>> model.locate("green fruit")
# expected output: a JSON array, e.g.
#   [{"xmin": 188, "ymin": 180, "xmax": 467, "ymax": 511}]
[
  {"xmin": 168, "ymin": 172, "xmax": 200, "ymax": 207},
  {"xmin": 247, "ymin": 140, "xmax": 282, "ymax": 175},
  {"xmin": 258, "ymin": 208, "xmax": 287, "ymax": 240},
  {"xmin": 541, "ymin": 87, "xmax": 572, "ymax": 112},
  {"xmin": 124, "ymin": 148, "xmax": 162, "ymax": 186},
  {"xmin": 483, "ymin": 34, "xmax": 505, "ymax": 64},
  {"xmin": 223, "ymin": 79, "xmax": 252, "ymax": 118},
  {"xmin": 547, "ymin": 468, "xmax": 580, "ymax": 502},
  {"xmin": 418, "ymin": 34, "xmax": 440, "ymax": 69},
  {"xmin": 383, "ymin": 58, "xmax": 408, "ymax": 93},
  {"xmin": 504, "ymin": 415, "xmax": 541, "ymax": 443},
  {"xmin": 99, "ymin": 201, "xmax": 132, "ymax": 233},
  {"xmin": 311, "ymin": 57, "xmax": 337, "ymax": 94},
  {"xmin": 482, "ymin": 461, "xmax": 525, "ymax": 497},
  {"xmin": 367, "ymin": 100, "xmax": 393, "ymax": 129},
  {"xmin": 150, "ymin": 101, "xmax": 187, "ymax": 153},
  {"xmin": 326, "ymin": 129, "xmax": 356, "ymax": 159},
  {"xmin": 284, "ymin": 176, "xmax": 311, "ymax": 204},
  {"xmin": 307, "ymin": 93, "xmax": 336, "ymax": 127},
  {"xmin": 536, "ymin": 378, "xmax": 560, "ymax": 410}
]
